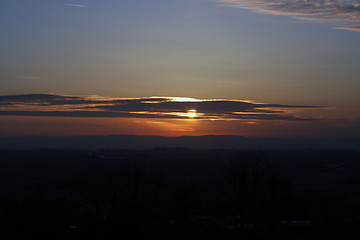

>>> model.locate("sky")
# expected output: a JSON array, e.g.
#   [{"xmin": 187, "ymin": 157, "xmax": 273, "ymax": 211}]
[{"xmin": 0, "ymin": 0, "xmax": 359, "ymax": 138}]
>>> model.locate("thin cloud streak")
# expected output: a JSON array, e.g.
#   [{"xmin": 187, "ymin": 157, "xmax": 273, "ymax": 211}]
[
  {"xmin": 65, "ymin": 4, "xmax": 88, "ymax": 8},
  {"xmin": 0, "ymin": 110, "xmax": 328, "ymax": 121},
  {"xmin": 18, "ymin": 75, "xmax": 43, "ymax": 80},
  {"xmin": 0, "ymin": 94, "xmax": 335, "ymax": 122},
  {"xmin": 219, "ymin": 0, "xmax": 360, "ymax": 31}
]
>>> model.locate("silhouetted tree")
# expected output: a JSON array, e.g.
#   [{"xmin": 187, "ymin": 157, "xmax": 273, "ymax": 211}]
[{"xmin": 224, "ymin": 151, "xmax": 270, "ymax": 226}]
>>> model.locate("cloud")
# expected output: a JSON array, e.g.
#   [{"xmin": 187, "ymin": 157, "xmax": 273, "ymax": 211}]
[
  {"xmin": 18, "ymin": 75, "xmax": 43, "ymax": 80},
  {"xmin": 218, "ymin": 0, "xmax": 360, "ymax": 31},
  {"xmin": 0, "ymin": 110, "xmax": 326, "ymax": 121},
  {"xmin": 0, "ymin": 94, "xmax": 82, "ymax": 106},
  {"xmin": 0, "ymin": 94, "xmax": 334, "ymax": 122},
  {"xmin": 65, "ymin": 3, "xmax": 88, "ymax": 8}
]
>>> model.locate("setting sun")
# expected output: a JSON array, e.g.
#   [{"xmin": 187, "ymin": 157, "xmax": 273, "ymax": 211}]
[{"xmin": 187, "ymin": 109, "xmax": 197, "ymax": 118}]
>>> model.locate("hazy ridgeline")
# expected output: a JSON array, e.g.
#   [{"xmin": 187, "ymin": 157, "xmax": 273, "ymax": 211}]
[
  {"xmin": 1, "ymin": 135, "xmax": 359, "ymax": 150},
  {"xmin": 0, "ymin": 148, "xmax": 360, "ymax": 240}
]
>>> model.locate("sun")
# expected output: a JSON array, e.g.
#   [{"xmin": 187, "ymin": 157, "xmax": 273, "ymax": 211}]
[{"xmin": 187, "ymin": 109, "xmax": 197, "ymax": 118}]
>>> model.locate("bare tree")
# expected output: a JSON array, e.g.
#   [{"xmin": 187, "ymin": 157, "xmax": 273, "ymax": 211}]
[{"xmin": 224, "ymin": 151, "xmax": 270, "ymax": 226}]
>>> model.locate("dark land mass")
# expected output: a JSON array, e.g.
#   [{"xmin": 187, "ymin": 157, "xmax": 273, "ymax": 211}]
[
  {"xmin": 0, "ymin": 135, "xmax": 359, "ymax": 150},
  {"xmin": 0, "ymin": 148, "xmax": 360, "ymax": 239}
]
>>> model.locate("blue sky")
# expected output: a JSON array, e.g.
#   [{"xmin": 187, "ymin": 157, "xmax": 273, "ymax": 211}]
[{"xmin": 0, "ymin": 0, "xmax": 359, "ymax": 137}]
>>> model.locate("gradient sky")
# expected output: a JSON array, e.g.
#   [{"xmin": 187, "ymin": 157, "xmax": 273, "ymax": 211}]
[{"xmin": 1, "ymin": 0, "xmax": 359, "ymax": 137}]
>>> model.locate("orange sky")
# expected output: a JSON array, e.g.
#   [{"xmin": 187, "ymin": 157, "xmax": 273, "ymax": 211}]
[{"xmin": 0, "ymin": 115, "xmax": 357, "ymax": 138}]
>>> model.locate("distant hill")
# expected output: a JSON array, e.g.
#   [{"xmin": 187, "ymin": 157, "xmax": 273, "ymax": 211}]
[{"xmin": 0, "ymin": 135, "xmax": 359, "ymax": 150}]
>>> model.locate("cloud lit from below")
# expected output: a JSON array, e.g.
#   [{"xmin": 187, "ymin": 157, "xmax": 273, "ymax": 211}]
[
  {"xmin": 219, "ymin": 0, "xmax": 360, "ymax": 31},
  {"xmin": 0, "ymin": 94, "xmax": 355, "ymax": 137},
  {"xmin": 0, "ymin": 94, "xmax": 331, "ymax": 121}
]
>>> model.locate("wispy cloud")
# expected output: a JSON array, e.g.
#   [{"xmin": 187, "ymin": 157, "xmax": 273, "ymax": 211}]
[
  {"xmin": 218, "ymin": 0, "xmax": 360, "ymax": 31},
  {"xmin": 65, "ymin": 3, "xmax": 88, "ymax": 8},
  {"xmin": 0, "ymin": 94, "xmax": 335, "ymax": 122},
  {"xmin": 18, "ymin": 75, "xmax": 43, "ymax": 80}
]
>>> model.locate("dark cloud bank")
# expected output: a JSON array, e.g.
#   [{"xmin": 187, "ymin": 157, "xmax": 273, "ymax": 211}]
[{"xmin": 0, "ymin": 93, "xmax": 328, "ymax": 121}]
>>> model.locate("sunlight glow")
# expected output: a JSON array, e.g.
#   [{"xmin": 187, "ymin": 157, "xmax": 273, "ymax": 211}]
[
  {"xmin": 169, "ymin": 97, "xmax": 202, "ymax": 102},
  {"xmin": 187, "ymin": 109, "xmax": 197, "ymax": 118}
]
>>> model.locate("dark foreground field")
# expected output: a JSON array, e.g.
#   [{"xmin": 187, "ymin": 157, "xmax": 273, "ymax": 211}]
[{"xmin": 1, "ymin": 148, "xmax": 360, "ymax": 239}]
